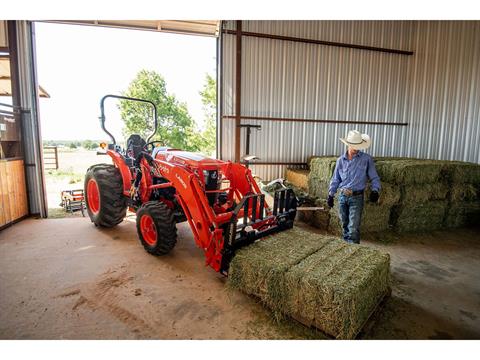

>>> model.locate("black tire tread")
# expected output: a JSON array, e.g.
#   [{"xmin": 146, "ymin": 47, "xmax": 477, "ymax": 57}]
[
  {"xmin": 85, "ymin": 164, "xmax": 127, "ymax": 227},
  {"xmin": 136, "ymin": 201, "xmax": 177, "ymax": 255}
]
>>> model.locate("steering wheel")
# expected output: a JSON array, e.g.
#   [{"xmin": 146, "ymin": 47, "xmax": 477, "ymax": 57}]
[{"xmin": 143, "ymin": 141, "xmax": 164, "ymax": 153}]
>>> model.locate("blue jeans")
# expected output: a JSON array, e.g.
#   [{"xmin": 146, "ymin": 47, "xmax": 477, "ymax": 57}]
[{"xmin": 338, "ymin": 193, "xmax": 364, "ymax": 244}]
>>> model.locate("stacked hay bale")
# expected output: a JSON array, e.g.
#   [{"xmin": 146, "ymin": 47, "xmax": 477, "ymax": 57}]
[
  {"xmin": 444, "ymin": 162, "xmax": 480, "ymax": 227},
  {"xmin": 228, "ymin": 227, "xmax": 391, "ymax": 339},
  {"xmin": 286, "ymin": 157, "xmax": 480, "ymax": 235},
  {"xmin": 377, "ymin": 160, "xmax": 450, "ymax": 233},
  {"xmin": 307, "ymin": 156, "xmax": 337, "ymax": 199}
]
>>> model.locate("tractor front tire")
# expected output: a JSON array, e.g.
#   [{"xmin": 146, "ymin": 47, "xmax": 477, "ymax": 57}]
[
  {"xmin": 136, "ymin": 202, "xmax": 177, "ymax": 255},
  {"xmin": 84, "ymin": 164, "xmax": 127, "ymax": 227}
]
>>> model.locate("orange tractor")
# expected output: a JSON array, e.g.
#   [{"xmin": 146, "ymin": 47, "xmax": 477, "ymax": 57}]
[{"xmin": 85, "ymin": 95, "xmax": 297, "ymax": 274}]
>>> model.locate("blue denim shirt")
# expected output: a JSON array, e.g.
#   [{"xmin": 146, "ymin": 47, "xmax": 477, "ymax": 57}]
[{"xmin": 328, "ymin": 151, "xmax": 381, "ymax": 196}]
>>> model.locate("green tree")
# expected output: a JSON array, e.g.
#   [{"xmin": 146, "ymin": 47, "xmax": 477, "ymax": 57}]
[
  {"xmin": 82, "ymin": 139, "xmax": 98, "ymax": 150},
  {"xmin": 198, "ymin": 73, "xmax": 216, "ymax": 156},
  {"xmin": 119, "ymin": 70, "xmax": 199, "ymax": 151}
]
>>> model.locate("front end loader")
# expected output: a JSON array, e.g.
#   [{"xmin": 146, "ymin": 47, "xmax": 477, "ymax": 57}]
[{"xmin": 85, "ymin": 95, "xmax": 297, "ymax": 274}]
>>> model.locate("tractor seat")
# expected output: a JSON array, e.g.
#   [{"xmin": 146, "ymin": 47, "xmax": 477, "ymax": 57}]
[{"xmin": 126, "ymin": 134, "xmax": 146, "ymax": 159}]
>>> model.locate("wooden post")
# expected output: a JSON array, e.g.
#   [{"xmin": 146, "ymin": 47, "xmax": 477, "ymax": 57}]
[{"xmin": 54, "ymin": 146, "xmax": 58, "ymax": 170}]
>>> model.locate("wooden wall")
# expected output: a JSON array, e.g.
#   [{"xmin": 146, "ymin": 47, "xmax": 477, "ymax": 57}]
[{"xmin": 0, "ymin": 159, "xmax": 28, "ymax": 228}]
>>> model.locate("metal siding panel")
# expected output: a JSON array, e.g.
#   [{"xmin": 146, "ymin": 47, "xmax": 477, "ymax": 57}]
[{"xmin": 220, "ymin": 21, "xmax": 480, "ymax": 180}]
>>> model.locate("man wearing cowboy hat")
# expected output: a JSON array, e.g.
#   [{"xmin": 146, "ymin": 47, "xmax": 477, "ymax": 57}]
[{"xmin": 327, "ymin": 130, "xmax": 381, "ymax": 244}]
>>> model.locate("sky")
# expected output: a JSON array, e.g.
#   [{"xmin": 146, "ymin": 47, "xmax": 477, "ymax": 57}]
[{"xmin": 35, "ymin": 22, "xmax": 216, "ymax": 141}]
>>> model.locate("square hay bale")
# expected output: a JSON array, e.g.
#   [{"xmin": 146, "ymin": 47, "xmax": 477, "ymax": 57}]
[
  {"xmin": 394, "ymin": 201, "xmax": 448, "ymax": 233},
  {"xmin": 285, "ymin": 168, "xmax": 309, "ymax": 190},
  {"xmin": 374, "ymin": 159, "xmax": 446, "ymax": 185},
  {"xmin": 228, "ymin": 227, "xmax": 390, "ymax": 339},
  {"xmin": 309, "ymin": 157, "xmax": 338, "ymax": 182},
  {"xmin": 365, "ymin": 183, "xmax": 401, "ymax": 207},
  {"xmin": 403, "ymin": 183, "xmax": 450, "ymax": 205},
  {"xmin": 283, "ymin": 243, "xmax": 390, "ymax": 339},
  {"xmin": 228, "ymin": 228, "xmax": 330, "ymax": 298},
  {"xmin": 443, "ymin": 161, "xmax": 480, "ymax": 184},
  {"xmin": 449, "ymin": 183, "xmax": 479, "ymax": 202},
  {"xmin": 444, "ymin": 202, "xmax": 480, "ymax": 228},
  {"xmin": 307, "ymin": 178, "xmax": 330, "ymax": 199}
]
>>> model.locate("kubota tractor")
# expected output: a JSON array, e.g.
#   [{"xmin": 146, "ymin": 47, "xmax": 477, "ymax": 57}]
[{"xmin": 85, "ymin": 95, "xmax": 297, "ymax": 274}]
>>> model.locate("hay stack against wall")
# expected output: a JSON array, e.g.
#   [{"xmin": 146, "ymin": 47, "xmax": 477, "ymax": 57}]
[
  {"xmin": 228, "ymin": 227, "xmax": 391, "ymax": 339},
  {"xmin": 286, "ymin": 157, "xmax": 480, "ymax": 235}
]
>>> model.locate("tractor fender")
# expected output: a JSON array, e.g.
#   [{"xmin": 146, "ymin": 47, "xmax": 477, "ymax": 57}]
[{"xmin": 106, "ymin": 149, "xmax": 133, "ymax": 196}]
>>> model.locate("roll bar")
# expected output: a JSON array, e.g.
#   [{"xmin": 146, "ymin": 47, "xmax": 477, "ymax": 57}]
[{"xmin": 99, "ymin": 94, "xmax": 158, "ymax": 145}]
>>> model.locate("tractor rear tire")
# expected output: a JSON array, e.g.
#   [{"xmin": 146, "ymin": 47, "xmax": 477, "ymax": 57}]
[
  {"xmin": 136, "ymin": 201, "xmax": 177, "ymax": 255},
  {"xmin": 84, "ymin": 164, "xmax": 127, "ymax": 227}
]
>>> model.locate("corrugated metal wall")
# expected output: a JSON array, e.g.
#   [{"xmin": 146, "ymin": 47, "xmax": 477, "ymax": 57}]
[{"xmin": 220, "ymin": 21, "xmax": 480, "ymax": 180}]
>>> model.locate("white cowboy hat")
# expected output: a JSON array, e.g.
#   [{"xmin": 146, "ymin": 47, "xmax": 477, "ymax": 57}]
[{"xmin": 339, "ymin": 130, "xmax": 371, "ymax": 150}]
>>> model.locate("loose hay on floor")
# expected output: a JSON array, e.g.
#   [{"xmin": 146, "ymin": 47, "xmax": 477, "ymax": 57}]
[{"xmin": 228, "ymin": 227, "xmax": 391, "ymax": 339}]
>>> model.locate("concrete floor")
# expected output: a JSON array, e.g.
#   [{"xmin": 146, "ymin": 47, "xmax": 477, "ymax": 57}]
[{"xmin": 0, "ymin": 216, "xmax": 479, "ymax": 339}]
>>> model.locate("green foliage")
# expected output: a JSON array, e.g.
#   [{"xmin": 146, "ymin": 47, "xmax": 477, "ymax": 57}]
[
  {"xmin": 82, "ymin": 139, "xmax": 98, "ymax": 150},
  {"xmin": 198, "ymin": 73, "xmax": 217, "ymax": 156},
  {"xmin": 119, "ymin": 70, "xmax": 217, "ymax": 156},
  {"xmin": 69, "ymin": 142, "xmax": 77, "ymax": 149},
  {"xmin": 119, "ymin": 70, "xmax": 198, "ymax": 151}
]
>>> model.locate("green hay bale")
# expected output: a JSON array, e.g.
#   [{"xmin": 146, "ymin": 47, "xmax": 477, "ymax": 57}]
[
  {"xmin": 228, "ymin": 228, "xmax": 331, "ymax": 299},
  {"xmin": 307, "ymin": 178, "xmax": 330, "ymax": 199},
  {"xmin": 449, "ymin": 183, "xmax": 479, "ymax": 202},
  {"xmin": 394, "ymin": 201, "xmax": 448, "ymax": 233},
  {"xmin": 229, "ymin": 227, "xmax": 390, "ymax": 339},
  {"xmin": 309, "ymin": 157, "xmax": 338, "ymax": 182},
  {"xmin": 284, "ymin": 244, "xmax": 390, "ymax": 339},
  {"xmin": 443, "ymin": 161, "xmax": 480, "ymax": 184},
  {"xmin": 374, "ymin": 159, "xmax": 446, "ymax": 185},
  {"xmin": 285, "ymin": 168, "xmax": 309, "ymax": 190},
  {"xmin": 365, "ymin": 183, "xmax": 401, "ymax": 207},
  {"xmin": 444, "ymin": 202, "xmax": 480, "ymax": 228},
  {"xmin": 403, "ymin": 183, "xmax": 449, "ymax": 205}
]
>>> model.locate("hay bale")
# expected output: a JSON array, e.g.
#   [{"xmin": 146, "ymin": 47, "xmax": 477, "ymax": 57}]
[
  {"xmin": 285, "ymin": 168, "xmax": 309, "ymax": 190},
  {"xmin": 284, "ymin": 244, "xmax": 390, "ymax": 339},
  {"xmin": 444, "ymin": 202, "xmax": 480, "ymax": 228},
  {"xmin": 229, "ymin": 227, "xmax": 390, "ymax": 339},
  {"xmin": 394, "ymin": 201, "xmax": 448, "ymax": 233},
  {"xmin": 365, "ymin": 183, "xmax": 401, "ymax": 207},
  {"xmin": 309, "ymin": 157, "xmax": 338, "ymax": 182},
  {"xmin": 307, "ymin": 178, "xmax": 330, "ymax": 199},
  {"xmin": 403, "ymin": 183, "xmax": 449, "ymax": 204},
  {"xmin": 443, "ymin": 161, "xmax": 480, "ymax": 184},
  {"xmin": 228, "ymin": 228, "xmax": 330, "ymax": 298},
  {"xmin": 374, "ymin": 159, "xmax": 446, "ymax": 185},
  {"xmin": 449, "ymin": 183, "xmax": 479, "ymax": 202}
]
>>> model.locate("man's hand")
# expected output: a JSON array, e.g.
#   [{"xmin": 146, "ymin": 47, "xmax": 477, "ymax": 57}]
[
  {"xmin": 327, "ymin": 195, "xmax": 334, "ymax": 208},
  {"xmin": 369, "ymin": 191, "xmax": 379, "ymax": 203}
]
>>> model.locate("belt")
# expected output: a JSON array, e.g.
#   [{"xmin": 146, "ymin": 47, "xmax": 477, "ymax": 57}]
[{"xmin": 340, "ymin": 188, "xmax": 364, "ymax": 196}]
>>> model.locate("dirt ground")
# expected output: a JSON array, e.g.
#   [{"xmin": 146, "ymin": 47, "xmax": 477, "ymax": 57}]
[{"xmin": 0, "ymin": 217, "xmax": 479, "ymax": 340}]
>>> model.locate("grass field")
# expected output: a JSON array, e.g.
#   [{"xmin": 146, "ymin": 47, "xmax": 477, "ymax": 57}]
[{"xmin": 45, "ymin": 149, "xmax": 111, "ymax": 217}]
